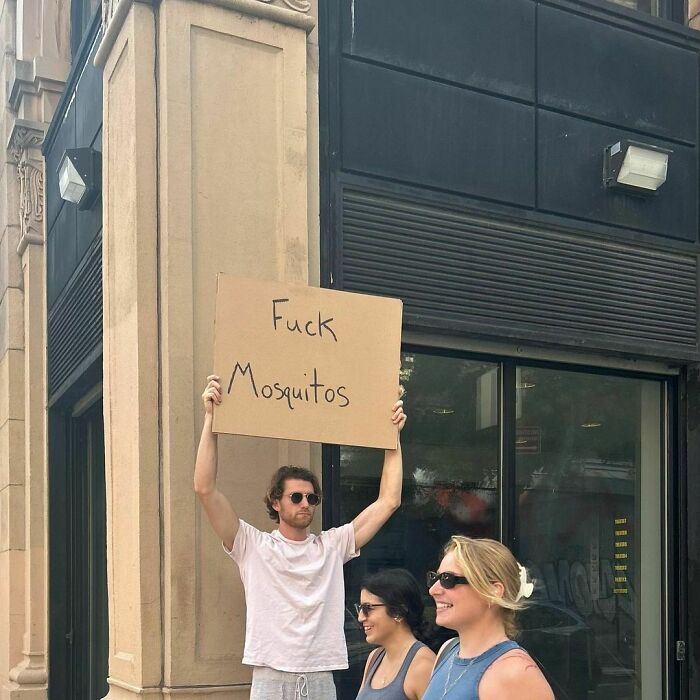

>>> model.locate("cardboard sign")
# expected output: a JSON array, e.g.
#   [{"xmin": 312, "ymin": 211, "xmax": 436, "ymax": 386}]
[{"xmin": 212, "ymin": 275, "xmax": 403, "ymax": 448}]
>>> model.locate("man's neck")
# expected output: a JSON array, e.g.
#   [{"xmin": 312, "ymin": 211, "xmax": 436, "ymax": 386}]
[{"xmin": 278, "ymin": 521, "xmax": 309, "ymax": 541}]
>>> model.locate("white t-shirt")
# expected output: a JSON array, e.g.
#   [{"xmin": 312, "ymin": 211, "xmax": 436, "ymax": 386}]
[{"xmin": 225, "ymin": 519, "xmax": 359, "ymax": 673}]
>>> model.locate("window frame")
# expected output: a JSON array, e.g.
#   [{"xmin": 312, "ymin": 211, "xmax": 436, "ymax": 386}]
[{"xmin": 544, "ymin": 0, "xmax": 688, "ymax": 24}]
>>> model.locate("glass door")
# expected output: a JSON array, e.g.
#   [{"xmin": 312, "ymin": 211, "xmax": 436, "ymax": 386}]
[
  {"xmin": 514, "ymin": 366, "xmax": 664, "ymax": 700},
  {"xmin": 49, "ymin": 396, "xmax": 108, "ymax": 699}
]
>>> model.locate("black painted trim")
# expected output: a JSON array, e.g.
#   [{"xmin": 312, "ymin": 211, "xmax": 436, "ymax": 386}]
[
  {"xmin": 683, "ymin": 366, "xmax": 700, "ymax": 699},
  {"xmin": 669, "ymin": 374, "xmax": 685, "ymax": 700},
  {"xmin": 319, "ymin": 0, "xmax": 341, "ymax": 291},
  {"xmin": 322, "ymin": 444, "xmax": 341, "ymax": 530},
  {"xmin": 47, "ymin": 410, "xmax": 69, "ymax": 700},
  {"xmin": 501, "ymin": 361, "xmax": 517, "ymax": 551}
]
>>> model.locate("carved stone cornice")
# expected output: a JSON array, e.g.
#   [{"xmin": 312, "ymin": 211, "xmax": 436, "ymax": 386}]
[
  {"xmin": 8, "ymin": 57, "xmax": 70, "ymax": 115},
  {"xmin": 97, "ymin": 0, "xmax": 315, "ymax": 67},
  {"xmin": 103, "ymin": 0, "xmax": 309, "ymax": 28},
  {"xmin": 257, "ymin": 0, "xmax": 311, "ymax": 12},
  {"xmin": 8, "ymin": 121, "xmax": 46, "ymax": 255}
]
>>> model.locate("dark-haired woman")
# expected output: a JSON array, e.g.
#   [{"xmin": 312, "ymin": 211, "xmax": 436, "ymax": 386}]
[{"xmin": 355, "ymin": 569, "xmax": 435, "ymax": 700}]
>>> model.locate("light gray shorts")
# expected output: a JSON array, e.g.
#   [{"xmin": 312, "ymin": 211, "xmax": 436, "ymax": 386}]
[{"xmin": 250, "ymin": 667, "xmax": 337, "ymax": 700}]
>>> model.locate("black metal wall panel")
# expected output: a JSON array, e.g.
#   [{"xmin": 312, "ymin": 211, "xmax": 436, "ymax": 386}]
[
  {"xmin": 538, "ymin": 111, "xmax": 698, "ymax": 240},
  {"xmin": 340, "ymin": 187, "xmax": 699, "ymax": 359},
  {"xmin": 341, "ymin": 59, "xmax": 536, "ymax": 207},
  {"xmin": 47, "ymin": 236, "xmax": 102, "ymax": 396},
  {"xmin": 45, "ymin": 102, "xmax": 75, "ymax": 232},
  {"xmin": 76, "ymin": 44, "xmax": 103, "ymax": 147},
  {"xmin": 538, "ymin": 4, "xmax": 697, "ymax": 144},
  {"xmin": 45, "ymin": 27, "xmax": 103, "ymax": 311},
  {"xmin": 44, "ymin": 20, "xmax": 104, "ymax": 399},
  {"xmin": 341, "ymin": 0, "xmax": 535, "ymax": 101},
  {"xmin": 47, "ymin": 204, "xmax": 78, "ymax": 308},
  {"xmin": 329, "ymin": 0, "xmax": 700, "ymax": 246}
]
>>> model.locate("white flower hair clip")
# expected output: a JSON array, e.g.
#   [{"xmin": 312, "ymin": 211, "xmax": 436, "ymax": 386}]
[{"xmin": 516, "ymin": 564, "xmax": 534, "ymax": 601}]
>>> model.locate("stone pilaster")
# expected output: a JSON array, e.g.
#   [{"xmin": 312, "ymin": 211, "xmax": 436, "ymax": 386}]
[
  {"xmin": 0, "ymin": 0, "xmax": 67, "ymax": 698},
  {"xmin": 97, "ymin": 0, "xmax": 319, "ymax": 696},
  {"xmin": 1, "ymin": 118, "xmax": 47, "ymax": 700}
]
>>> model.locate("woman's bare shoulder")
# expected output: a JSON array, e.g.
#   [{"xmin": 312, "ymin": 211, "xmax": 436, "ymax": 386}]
[
  {"xmin": 404, "ymin": 646, "xmax": 437, "ymax": 700},
  {"xmin": 479, "ymin": 650, "xmax": 555, "ymax": 700}
]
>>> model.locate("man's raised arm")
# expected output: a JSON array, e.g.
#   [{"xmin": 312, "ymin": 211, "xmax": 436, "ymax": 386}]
[
  {"xmin": 352, "ymin": 399, "xmax": 407, "ymax": 549},
  {"xmin": 194, "ymin": 375, "xmax": 239, "ymax": 551}
]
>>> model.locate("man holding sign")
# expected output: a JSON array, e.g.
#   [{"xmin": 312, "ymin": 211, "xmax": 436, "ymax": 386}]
[{"xmin": 194, "ymin": 374, "xmax": 406, "ymax": 700}]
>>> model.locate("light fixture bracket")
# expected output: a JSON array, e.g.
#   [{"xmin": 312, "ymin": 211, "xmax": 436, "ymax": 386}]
[
  {"xmin": 57, "ymin": 147, "xmax": 102, "ymax": 210},
  {"xmin": 603, "ymin": 139, "xmax": 671, "ymax": 197}
]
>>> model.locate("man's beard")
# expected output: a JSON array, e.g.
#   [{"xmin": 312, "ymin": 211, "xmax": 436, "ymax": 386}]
[{"xmin": 282, "ymin": 511, "xmax": 313, "ymax": 528}]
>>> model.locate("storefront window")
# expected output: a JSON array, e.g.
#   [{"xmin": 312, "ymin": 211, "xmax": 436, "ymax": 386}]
[
  {"xmin": 334, "ymin": 353, "xmax": 667, "ymax": 700},
  {"xmin": 515, "ymin": 367, "xmax": 663, "ymax": 700},
  {"xmin": 336, "ymin": 352, "xmax": 500, "ymax": 697}
]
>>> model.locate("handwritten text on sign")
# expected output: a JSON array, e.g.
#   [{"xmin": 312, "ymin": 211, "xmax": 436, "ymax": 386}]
[{"xmin": 212, "ymin": 275, "xmax": 403, "ymax": 449}]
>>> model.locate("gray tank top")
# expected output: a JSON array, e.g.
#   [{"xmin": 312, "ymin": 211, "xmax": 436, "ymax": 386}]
[{"xmin": 355, "ymin": 641, "xmax": 425, "ymax": 700}]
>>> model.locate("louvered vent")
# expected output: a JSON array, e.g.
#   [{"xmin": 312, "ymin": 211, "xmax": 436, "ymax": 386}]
[
  {"xmin": 48, "ymin": 236, "xmax": 102, "ymax": 396},
  {"xmin": 341, "ymin": 188, "xmax": 698, "ymax": 360}
]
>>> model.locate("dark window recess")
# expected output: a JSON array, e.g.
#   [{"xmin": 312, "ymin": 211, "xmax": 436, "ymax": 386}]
[
  {"xmin": 71, "ymin": 0, "xmax": 101, "ymax": 58},
  {"xmin": 608, "ymin": 0, "xmax": 658, "ymax": 14},
  {"xmin": 339, "ymin": 186, "xmax": 698, "ymax": 361},
  {"xmin": 579, "ymin": 0, "xmax": 685, "ymax": 21}
]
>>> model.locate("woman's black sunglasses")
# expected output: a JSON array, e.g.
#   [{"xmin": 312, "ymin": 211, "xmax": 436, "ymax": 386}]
[
  {"xmin": 427, "ymin": 571, "xmax": 469, "ymax": 589},
  {"xmin": 286, "ymin": 492, "xmax": 321, "ymax": 506},
  {"xmin": 354, "ymin": 603, "xmax": 386, "ymax": 616}
]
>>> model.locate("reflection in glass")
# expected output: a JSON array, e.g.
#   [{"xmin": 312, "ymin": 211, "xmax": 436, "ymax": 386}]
[
  {"xmin": 606, "ymin": 0, "xmax": 658, "ymax": 14},
  {"xmin": 515, "ymin": 367, "xmax": 663, "ymax": 700},
  {"xmin": 336, "ymin": 352, "xmax": 500, "ymax": 699}
]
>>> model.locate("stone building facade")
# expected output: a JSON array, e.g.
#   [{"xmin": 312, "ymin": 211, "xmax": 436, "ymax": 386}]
[
  {"xmin": 1, "ymin": 1, "xmax": 699, "ymax": 699},
  {"xmin": 1, "ymin": 0, "xmax": 319, "ymax": 697},
  {"xmin": 0, "ymin": 1, "xmax": 70, "ymax": 697}
]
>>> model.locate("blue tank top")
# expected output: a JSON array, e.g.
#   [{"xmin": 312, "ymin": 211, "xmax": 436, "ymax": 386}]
[
  {"xmin": 422, "ymin": 639, "xmax": 520, "ymax": 700},
  {"xmin": 355, "ymin": 641, "xmax": 426, "ymax": 700}
]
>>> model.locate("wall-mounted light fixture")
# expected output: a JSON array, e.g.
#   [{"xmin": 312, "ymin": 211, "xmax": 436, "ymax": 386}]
[
  {"xmin": 58, "ymin": 148, "xmax": 101, "ymax": 210},
  {"xmin": 603, "ymin": 140, "xmax": 671, "ymax": 195}
]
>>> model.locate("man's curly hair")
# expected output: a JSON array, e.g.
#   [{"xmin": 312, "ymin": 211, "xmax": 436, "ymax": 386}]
[{"xmin": 264, "ymin": 465, "xmax": 322, "ymax": 522}]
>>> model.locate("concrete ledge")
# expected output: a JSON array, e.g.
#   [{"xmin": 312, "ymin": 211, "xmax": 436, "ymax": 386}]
[
  {"xmin": 95, "ymin": 0, "xmax": 316, "ymax": 68},
  {"xmin": 106, "ymin": 677, "xmax": 251, "ymax": 698}
]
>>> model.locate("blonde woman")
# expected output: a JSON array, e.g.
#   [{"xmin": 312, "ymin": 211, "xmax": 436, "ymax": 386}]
[{"xmin": 422, "ymin": 537, "xmax": 554, "ymax": 700}]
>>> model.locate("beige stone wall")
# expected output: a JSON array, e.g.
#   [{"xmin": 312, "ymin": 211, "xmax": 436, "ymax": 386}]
[
  {"xmin": 0, "ymin": 1, "xmax": 69, "ymax": 699},
  {"xmin": 97, "ymin": 0, "xmax": 320, "ymax": 696},
  {"xmin": 690, "ymin": 0, "xmax": 700, "ymax": 29}
]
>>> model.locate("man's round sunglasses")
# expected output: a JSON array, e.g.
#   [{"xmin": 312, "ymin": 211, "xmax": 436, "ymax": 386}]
[
  {"xmin": 427, "ymin": 571, "xmax": 469, "ymax": 589},
  {"xmin": 354, "ymin": 603, "xmax": 386, "ymax": 616},
  {"xmin": 285, "ymin": 492, "xmax": 321, "ymax": 506}
]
